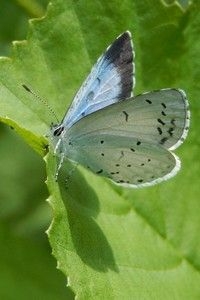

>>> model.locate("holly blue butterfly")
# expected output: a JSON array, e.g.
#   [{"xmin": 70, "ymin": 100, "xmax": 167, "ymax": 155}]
[{"xmin": 51, "ymin": 31, "xmax": 190, "ymax": 188}]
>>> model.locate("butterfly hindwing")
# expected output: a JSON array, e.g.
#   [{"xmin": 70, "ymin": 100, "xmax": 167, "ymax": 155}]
[
  {"xmin": 65, "ymin": 134, "xmax": 179, "ymax": 187},
  {"xmin": 63, "ymin": 31, "xmax": 134, "ymax": 128}
]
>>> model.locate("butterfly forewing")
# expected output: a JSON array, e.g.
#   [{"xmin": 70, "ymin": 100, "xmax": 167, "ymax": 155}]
[{"xmin": 63, "ymin": 31, "xmax": 134, "ymax": 128}]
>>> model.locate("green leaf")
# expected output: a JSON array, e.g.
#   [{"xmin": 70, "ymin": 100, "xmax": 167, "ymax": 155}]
[
  {"xmin": 0, "ymin": 0, "xmax": 48, "ymax": 56},
  {"xmin": 0, "ymin": 223, "xmax": 74, "ymax": 300},
  {"xmin": 0, "ymin": 124, "xmax": 74, "ymax": 299},
  {"xmin": 1, "ymin": 0, "xmax": 200, "ymax": 299}
]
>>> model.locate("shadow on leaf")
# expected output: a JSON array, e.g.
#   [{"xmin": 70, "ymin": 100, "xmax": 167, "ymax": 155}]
[{"xmin": 58, "ymin": 163, "xmax": 118, "ymax": 273}]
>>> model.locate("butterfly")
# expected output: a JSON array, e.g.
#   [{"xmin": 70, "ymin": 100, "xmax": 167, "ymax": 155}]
[{"xmin": 51, "ymin": 31, "xmax": 190, "ymax": 188}]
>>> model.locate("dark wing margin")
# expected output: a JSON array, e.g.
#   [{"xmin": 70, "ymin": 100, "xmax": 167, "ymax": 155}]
[
  {"xmin": 104, "ymin": 31, "xmax": 134, "ymax": 100},
  {"xmin": 62, "ymin": 31, "xmax": 135, "ymax": 129}
]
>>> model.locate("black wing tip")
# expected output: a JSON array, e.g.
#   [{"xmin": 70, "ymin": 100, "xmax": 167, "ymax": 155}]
[
  {"xmin": 118, "ymin": 31, "xmax": 132, "ymax": 40},
  {"xmin": 105, "ymin": 31, "xmax": 133, "ymax": 59},
  {"xmin": 104, "ymin": 30, "xmax": 134, "ymax": 100}
]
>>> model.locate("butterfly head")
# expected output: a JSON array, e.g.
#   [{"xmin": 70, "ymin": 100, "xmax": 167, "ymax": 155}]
[{"xmin": 51, "ymin": 123, "xmax": 65, "ymax": 137}]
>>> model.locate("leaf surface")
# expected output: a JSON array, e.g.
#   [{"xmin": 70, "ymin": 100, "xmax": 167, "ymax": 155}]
[{"xmin": 0, "ymin": 0, "xmax": 200, "ymax": 299}]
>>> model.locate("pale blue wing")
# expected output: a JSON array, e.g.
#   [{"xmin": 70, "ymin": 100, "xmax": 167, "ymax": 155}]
[
  {"xmin": 62, "ymin": 89, "xmax": 189, "ymax": 187},
  {"xmin": 67, "ymin": 89, "xmax": 190, "ymax": 150},
  {"xmin": 65, "ymin": 134, "xmax": 180, "ymax": 187},
  {"xmin": 63, "ymin": 31, "xmax": 134, "ymax": 128}
]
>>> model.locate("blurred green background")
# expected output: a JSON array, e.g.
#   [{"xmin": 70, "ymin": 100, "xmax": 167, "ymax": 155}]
[{"xmin": 0, "ymin": 0, "xmax": 74, "ymax": 298}]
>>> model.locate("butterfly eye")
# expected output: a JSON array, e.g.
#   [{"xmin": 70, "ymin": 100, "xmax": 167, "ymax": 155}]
[{"xmin": 53, "ymin": 125, "xmax": 64, "ymax": 136}]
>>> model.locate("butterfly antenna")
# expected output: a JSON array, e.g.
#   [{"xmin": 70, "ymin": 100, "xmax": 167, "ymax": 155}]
[{"xmin": 22, "ymin": 84, "xmax": 59, "ymax": 123}]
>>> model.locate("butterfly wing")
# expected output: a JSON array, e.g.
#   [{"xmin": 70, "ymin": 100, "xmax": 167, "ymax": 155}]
[
  {"xmin": 68, "ymin": 89, "xmax": 190, "ymax": 150},
  {"xmin": 63, "ymin": 31, "xmax": 134, "ymax": 128},
  {"xmin": 66, "ymin": 135, "xmax": 180, "ymax": 187},
  {"xmin": 65, "ymin": 89, "xmax": 189, "ymax": 187}
]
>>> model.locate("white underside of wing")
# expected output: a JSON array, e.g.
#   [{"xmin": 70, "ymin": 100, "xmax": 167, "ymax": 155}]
[
  {"xmin": 112, "ymin": 152, "xmax": 181, "ymax": 188},
  {"xmin": 60, "ymin": 88, "xmax": 189, "ymax": 187},
  {"xmin": 64, "ymin": 132, "xmax": 181, "ymax": 187},
  {"xmin": 168, "ymin": 89, "xmax": 190, "ymax": 150},
  {"xmin": 68, "ymin": 89, "xmax": 190, "ymax": 151}
]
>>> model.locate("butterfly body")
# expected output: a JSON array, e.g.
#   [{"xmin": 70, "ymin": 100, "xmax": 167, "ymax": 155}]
[{"xmin": 51, "ymin": 32, "xmax": 190, "ymax": 188}]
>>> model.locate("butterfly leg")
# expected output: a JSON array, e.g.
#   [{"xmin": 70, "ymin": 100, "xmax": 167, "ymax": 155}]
[{"xmin": 55, "ymin": 152, "xmax": 65, "ymax": 181}]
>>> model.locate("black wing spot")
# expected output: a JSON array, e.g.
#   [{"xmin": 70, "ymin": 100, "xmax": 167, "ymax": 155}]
[
  {"xmin": 101, "ymin": 153, "xmax": 105, "ymax": 156},
  {"xmin": 171, "ymin": 119, "xmax": 176, "ymax": 126},
  {"xmin": 120, "ymin": 151, "xmax": 124, "ymax": 159},
  {"xmin": 126, "ymin": 181, "xmax": 130, "ymax": 184},
  {"xmin": 116, "ymin": 171, "xmax": 119, "ymax": 174},
  {"xmin": 157, "ymin": 118, "xmax": 165, "ymax": 126},
  {"xmin": 141, "ymin": 163, "xmax": 145, "ymax": 166},
  {"xmin": 145, "ymin": 99, "xmax": 152, "ymax": 104},
  {"xmin": 137, "ymin": 179, "xmax": 143, "ymax": 183},
  {"xmin": 130, "ymin": 148, "xmax": 135, "ymax": 152},
  {"xmin": 161, "ymin": 103, "xmax": 167, "ymax": 109},
  {"xmin": 86, "ymin": 91, "xmax": 94, "ymax": 102},
  {"xmin": 185, "ymin": 126, "xmax": 189, "ymax": 130},
  {"xmin": 122, "ymin": 110, "xmax": 129, "ymax": 122},
  {"xmin": 96, "ymin": 169, "xmax": 103, "ymax": 174},
  {"xmin": 137, "ymin": 141, "xmax": 141, "ymax": 146},
  {"xmin": 151, "ymin": 175, "xmax": 155, "ymax": 179},
  {"xmin": 127, "ymin": 164, "xmax": 131, "ymax": 167},
  {"xmin": 157, "ymin": 127, "xmax": 162, "ymax": 135},
  {"xmin": 167, "ymin": 127, "xmax": 174, "ymax": 136},
  {"xmin": 161, "ymin": 111, "xmax": 166, "ymax": 116},
  {"xmin": 160, "ymin": 137, "xmax": 168, "ymax": 145},
  {"xmin": 148, "ymin": 159, "xmax": 151, "ymax": 162},
  {"xmin": 100, "ymin": 140, "xmax": 104, "ymax": 144},
  {"xmin": 119, "ymin": 180, "xmax": 125, "ymax": 183},
  {"xmin": 116, "ymin": 164, "xmax": 120, "ymax": 167},
  {"xmin": 110, "ymin": 172, "xmax": 115, "ymax": 175}
]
